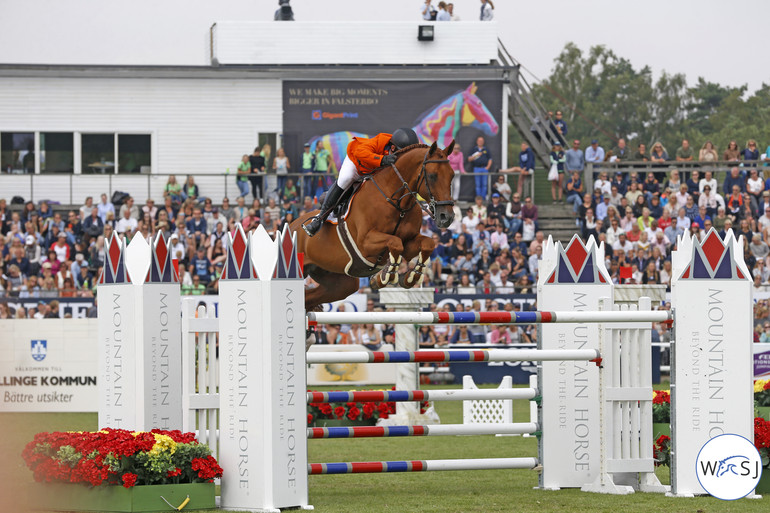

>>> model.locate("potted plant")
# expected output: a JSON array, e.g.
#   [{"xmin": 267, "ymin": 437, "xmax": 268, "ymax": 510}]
[
  {"xmin": 23, "ymin": 429, "xmax": 221, "ymax": 512},
  {"xmin": 652, "ymin": 389, "xmax": 670, "ymax": 439},
  {"xmin": 755, "ymin": 379, "xmax": 770, "ymax": 420}
]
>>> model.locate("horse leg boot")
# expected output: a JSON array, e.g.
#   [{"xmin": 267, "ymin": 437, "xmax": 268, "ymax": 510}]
[
  {"xmin": 399, "ymin": 253, "xmax": 430, "ymax": 289},
  {"xmin": 302, "ymin": 183, "xmax": 346, "ymax": 237},
  {"xmin": 370, "ymin": 253, "xmax": 402, "ymax": 290}
]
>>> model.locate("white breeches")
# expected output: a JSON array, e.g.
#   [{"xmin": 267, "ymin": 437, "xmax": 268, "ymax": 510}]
[{"xmin": 338, "ymin": 156, "xmax": 363, "ymax": 189}]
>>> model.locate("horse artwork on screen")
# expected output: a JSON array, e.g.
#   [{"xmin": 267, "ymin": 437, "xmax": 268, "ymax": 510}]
[{"xmin": 292, "ymin": 141, "xmax": 456, "ymax": 311}]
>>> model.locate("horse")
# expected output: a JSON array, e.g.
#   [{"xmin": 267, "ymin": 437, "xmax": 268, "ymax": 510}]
[
  {"xmin": 307, "ymin": 83, "xmax": 498, "ymax": 174},
  {"xmin": 291, "ymin": 142, "xmax": 456, "ymax": 311}
]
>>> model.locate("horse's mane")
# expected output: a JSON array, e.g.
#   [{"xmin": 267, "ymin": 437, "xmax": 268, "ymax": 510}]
[{"xmin": 394, "ymin": 143, "xmax": 430, "ymax": 156}]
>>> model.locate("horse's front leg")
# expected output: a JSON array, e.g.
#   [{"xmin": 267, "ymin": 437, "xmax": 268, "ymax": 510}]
[
  {"xmin": 359, "ymin": 231, "xmax": 404, "ymax": 290},
  {"xmin": 399, "ymin": 235, "xmax": 435, "ymax": 289}
]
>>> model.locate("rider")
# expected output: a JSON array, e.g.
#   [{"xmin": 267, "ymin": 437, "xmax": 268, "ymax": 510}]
[{"xmin": 303, "ymin": 128, "xmax": 419, "ymax": 237}]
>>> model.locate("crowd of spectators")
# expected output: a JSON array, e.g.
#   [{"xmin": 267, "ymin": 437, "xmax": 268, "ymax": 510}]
[{"xmin": 558, "ymin": 136, "xmax": 770, "ymax": 289}]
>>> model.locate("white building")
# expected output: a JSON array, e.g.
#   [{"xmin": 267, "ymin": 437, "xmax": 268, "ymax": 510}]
[{"xmin": 0, "ymin": 2, "xmax": 519, "ymax": 204}]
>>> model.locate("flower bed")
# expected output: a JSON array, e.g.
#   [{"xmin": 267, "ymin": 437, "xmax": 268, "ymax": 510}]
[{"xmin": 22, "ymin": 429, "xmax": 221, "ymax": 512}]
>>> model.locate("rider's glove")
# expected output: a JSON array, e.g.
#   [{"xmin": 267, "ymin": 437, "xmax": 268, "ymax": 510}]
[{"xmin": 380, "ymin": 154, "xmax": 397, "ymax": 167}]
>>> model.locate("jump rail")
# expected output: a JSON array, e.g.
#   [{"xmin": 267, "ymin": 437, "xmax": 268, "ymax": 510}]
[
  {"xmin": 305, "ymin": 348, "xmax": 601, "ymax": 365},
  {"xmin": 308, "ymin": 423, "xmax": 538, "ymax": 439},
  {"xmin": 308, "ymin": 457, "xmax": 539, "ymax": 474},
  {"xmin": 307, "ymin": 310, "xmax": 672, "ymax": 325},
  {"xmin": 307, "ymin": 388, "xmax": 537, "ymax": 403}
]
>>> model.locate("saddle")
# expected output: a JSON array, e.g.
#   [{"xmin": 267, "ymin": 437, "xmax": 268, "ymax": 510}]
[{"xmin": 325, "ymin": 182, "xmax": 362, "ymax": 224}]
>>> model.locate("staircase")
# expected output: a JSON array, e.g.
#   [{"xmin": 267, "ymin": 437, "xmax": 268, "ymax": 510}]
[
  {"xmin": 532, "ymin": 168, "xmax": 579, "ymax": 242},
  {"xmin": 494, "ymin": 40, "xmax": 578, "ymax": 242},
  {"xmin": 496, "ymin": 39, "xmax": 557, "ymax": 167}
]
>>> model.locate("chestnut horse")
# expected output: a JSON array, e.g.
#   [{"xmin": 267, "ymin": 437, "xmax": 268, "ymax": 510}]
[{"xmin": 291, "ymin": 142, "xmax": 456, "ymax": 311}]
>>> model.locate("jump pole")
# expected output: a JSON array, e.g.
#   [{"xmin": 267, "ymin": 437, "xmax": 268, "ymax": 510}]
[
  {"xmin": 305, "ymin": 348, "xmax": 601, "ymax": 364},
  {"xmin": 307, "ymin": 423, "xmax": 538, "ymax": 438},
  {"xmin": 307, "ymin": 310, "xmax": 671, "ymax": 325},
  {"xmin": 307, "ymin": 388, "xmax": 537, "ymax": 403},
  {"xmin": 309, "ymin": 458, "xmax": 539, "ymax": 475}
]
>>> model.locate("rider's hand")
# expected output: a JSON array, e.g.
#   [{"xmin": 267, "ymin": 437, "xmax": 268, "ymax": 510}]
[{"xmin": 380, "ymin": 154, "xmax": 397, "ymax": 167}]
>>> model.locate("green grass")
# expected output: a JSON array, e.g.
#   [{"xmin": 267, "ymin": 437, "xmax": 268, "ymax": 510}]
[{"xmin": 1, "ymin": 383, "xmax": 764, "ymax": 512}]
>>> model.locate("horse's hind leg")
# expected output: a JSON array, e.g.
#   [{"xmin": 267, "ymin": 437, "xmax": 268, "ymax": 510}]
[
  {"xmin": 399, "ymin": 235, "xmax": 435, "ymax": 289},
  {"xmin": 305, "ymin": 268, "xmax": 360, "ymax": 312}
]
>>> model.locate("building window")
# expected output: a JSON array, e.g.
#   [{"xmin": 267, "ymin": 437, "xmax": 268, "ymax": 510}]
[
  {"xmin": 1, "ymin": 132, "xmax": 35, "ymax": 174},
  {"xmin": 81, "ymin": 133, "xmax": 115, "ymax": 174},
  {"xmin": 41, "ymin": 132, "xmax": 74, "ymax": 173},
  {"xmin": 118, "ymin": 134, "xmax": 151, "ymax": 173}
]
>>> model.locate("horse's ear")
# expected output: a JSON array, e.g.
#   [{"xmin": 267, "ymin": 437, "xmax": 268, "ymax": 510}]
[
  {"xmin": 445, "ymin": 140, "xmax": 455, "ymax": 155},
  {"xmin": 429, "ymin": 141, "xmax": 438, "ymax": 156}
]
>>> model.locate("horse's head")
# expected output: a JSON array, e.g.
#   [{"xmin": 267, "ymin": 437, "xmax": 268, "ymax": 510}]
[
  {"xmin": 409, "ymin": 141, "xmax": 456, "ymax": 229},
  {"xmin": 461, "ymin": 82, "xmax": 499, "ymax": 136}
]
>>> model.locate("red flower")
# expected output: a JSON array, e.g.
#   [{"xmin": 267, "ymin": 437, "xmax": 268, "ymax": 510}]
[
  {"xmin": 346, "ymin": 406, "xmax": 361, "ymax": 421},
  {"xmin": 167, "ymin": 468, "xmax": 182, "ymax": 478},
  {"xmin": 334, "ymin": 406, "xmax": 346, "ymax": 419},
  {"xmin": 652, "ymin": 390, "xmax": 670, "ymax": 405},
  {"xmin": 121, "ymin": 473, "xmax": 138, "ymax": 488},
  {"xmin": 362, "ymin": 402, "xmax": 375, "ymax": 419},
  {"xmin": 192, "ymin": 456, "xmax": 223, "ymax": 481},
  {"xmin": 307, "ymin": 414, "xmax": 313, "ymax": 425}
]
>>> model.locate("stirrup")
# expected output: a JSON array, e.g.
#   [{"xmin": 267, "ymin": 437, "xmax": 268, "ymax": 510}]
[{"xmin": 302, "ymin": 216, "xmax": 322, "ymax": 237}]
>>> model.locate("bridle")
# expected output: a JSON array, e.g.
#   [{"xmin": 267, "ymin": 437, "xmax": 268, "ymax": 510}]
[{"xmin": 366, "ymin": 147, "xmax": 455, "ymax": 221}]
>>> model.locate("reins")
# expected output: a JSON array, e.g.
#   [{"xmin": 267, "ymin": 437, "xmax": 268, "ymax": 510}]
[{"xmin": 364, "ymin": 147, "xmax": 454, "ymax": 232}]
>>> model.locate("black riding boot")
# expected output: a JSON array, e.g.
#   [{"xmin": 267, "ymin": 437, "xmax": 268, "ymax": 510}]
[{"xmin": 303, "ymin": 183, "xmax": 346, "ymax": 237}]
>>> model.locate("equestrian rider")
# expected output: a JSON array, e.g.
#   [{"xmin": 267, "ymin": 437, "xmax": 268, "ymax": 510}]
[{"xmin": 303, "ymin": 128, "xmax": 419, "ymax": 237}]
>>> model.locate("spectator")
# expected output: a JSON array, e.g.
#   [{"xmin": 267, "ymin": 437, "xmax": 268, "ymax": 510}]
[
  {"xmin": 504, "ymin": 193, "xmax": 523, "ymax": 234},
  {"xmin": 164, "ymin": 176, "xmax": 183, "ymax": 203},
  {"xmin": 447, "ymin": 2, "xmax": 460, "ymax": 20},
  {"xmin": 675, "ymin": 139, "xmax": 693, "ymax": 161},
  {"xmin": 699, "ymin": 141, "xmax": 718, "ymax": 162},
  {"xmin": 447, "ymin": 143, "xmax": 465, "ymax": 201},
  {"xmin": 182, "ymin": 274, "xmax": 206, "ymax": 295},
  {"xmin": 480, "ymin": 0, "xmax": 494, "ymax": 20},
  {"xmin": 650, "ymin": 142, "xmax": 668, "ymax": 162},
  {"xmin": 96, "ymin": 194, "xmax": 115, "ymax": 223},
  {"xmin": 236, "ymin": 154, "xmax": 251, "ymax": 198},
  {"xmin": 272, "ymin": 147, "xmax": 290, "ymax": 197},
  {"xmin": 743, "ymin": 140, "xmax": 760, "ymax": 161},
  {"xmin": 118, "ymin": 196, "xmax": 139, "ymax": 220},
  {"xmin": 699, "ymin": 185, "xmax": 719, "ymax": 217},
  {"xmin": 664, "ymin": 169, "xmax": 682, "ymax": 192},
  {"xmin": 115, "ymin": 208, "xmax": 138, "ymax": 236},
  {"xmin": 312, "ymin": 141, "xmax": 332, "ymax": 199},
  {"xmin": 182, "ymin": 175, "xmax": 200, "ymax": 203},
  {"xmin": 585, "ymin": 139, "xmax": 605, "ymax": 164},
  {"xmin": 726, "ymin": 185, "xmax": 744, "ymax": 221},
  {"xmin": 436, "ymin": 1, "xmax": 451, "ymax": 20},
  {"xmin": 493, "ymin": 174, "xmax": 511, "ymax": 201},
  {"xmin": 275, "ymin": 0, "xmax": 294, "ymax": 20},
  {"xmin": 633, "ymin": 143, "xmax": 648, "ymax": 161},
  {"xmin": 79, "ymin": 196, "xmax": 94, "ymax": 220},
  {"xmin": 468, "ymin": 136, "xmax": 492, "ymax": 198},
  {"xmin": 248, "ymin": 147, "xmax": 266, "ymax": 200},
  {"xmin": 548, "ymin": 143, "xmax": 565, "ymax": 203},
  {"xmin": 747, "ymin": 168, "xmax": 764, "ymax": 211},
  {"xmin": 750, "ymin": 234, "xmax": 770, "ymax": 260},
  {"xmin": 611, "ymin": 138, "xmax": 631, "ymax": 161},
  {"xmin": 593, "ymin": 172, "xmax": 611, "ymax": 196},
  {"xmin": 723, "ymin": 140, "xmax": 741, "ymax": 161},
  {"xmin": 564, "ymin": 171, "xmax": 584, "ymax": 214}
]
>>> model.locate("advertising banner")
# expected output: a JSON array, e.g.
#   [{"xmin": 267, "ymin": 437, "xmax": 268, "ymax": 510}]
[
  {"xmin": 0, "ymin": 319, "xmax": 97, "ymax": 412},
  {"xmin": 282, "ymin": 80, "xmax": 503, "ymax": 200}
]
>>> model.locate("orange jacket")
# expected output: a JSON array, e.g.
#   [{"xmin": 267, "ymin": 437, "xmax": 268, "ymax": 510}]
[{"xmin": 347, "ymin": 133, "xmax": 393, "ymax": 174}]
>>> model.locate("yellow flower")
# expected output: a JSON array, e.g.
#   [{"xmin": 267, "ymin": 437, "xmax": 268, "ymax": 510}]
[
  {"xmin": 755, "ymin": 379, "xmax": 770, "ymax": 394},
  {"xmin": 148, "ymin": 433, "xmax": 177, "ymax": 456}
]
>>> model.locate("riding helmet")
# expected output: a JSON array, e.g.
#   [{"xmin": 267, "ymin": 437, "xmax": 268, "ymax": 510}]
[{"xmin": 390, "ymin": 128, "xmax": 419, "ymax": 150}]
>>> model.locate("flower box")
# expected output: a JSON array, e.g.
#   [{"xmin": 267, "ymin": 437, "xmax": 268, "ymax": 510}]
[
  {"xmin": 28, "ymin": 482, "xmax": 215, "ymax": 513},
  {"xmin": 311, "ymin": 417, "xmax": 377, "ymax": 428},
  {"xmin": 652, "ymin": 422, "xmax": 670, "ymax": 440}
]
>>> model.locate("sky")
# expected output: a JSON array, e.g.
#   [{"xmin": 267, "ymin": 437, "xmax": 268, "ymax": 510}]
[{"xmin": 290, "ymin": 0, "xmax": 769, "ymax": 94}]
